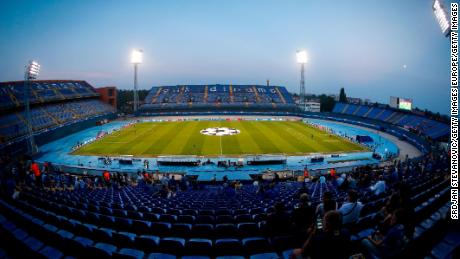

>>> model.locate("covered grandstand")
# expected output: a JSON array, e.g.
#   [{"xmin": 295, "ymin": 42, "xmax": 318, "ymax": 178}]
[
  {"xmin": 0, "ymin": 80, "xmax": 116, "ymax": 152},
  {"xmin": 139, "ymin": 85, "xmax": 297, "ymax": 114},
  {"xmin": 332, "ymin": 102, "xmax": 449, "ymax": 140}
]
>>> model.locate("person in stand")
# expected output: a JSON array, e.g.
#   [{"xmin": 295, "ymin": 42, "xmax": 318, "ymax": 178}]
[
  {"xmin": 361, "ymin": 209, "xmax": 407, "ymax": 258},
  {"xmin": 291, "ymin": 210, "xmax": 351, "ymax": 259},
  {"xmin": 316, "ymin": 191, "xmax": 337, "ymax": 218},
  {"xmin": 265, "ymin": 202, "xmax": 291, "ymax": 236},
  {"xmin": 30, "ymin": 161, "xmax": 42, "ymax": 187},
  {"xmin": 291, "ymin": 193, "xmax": 315, "ymax": 235},
  {"xmin": 370, "ymin": 175, "xmax": 386, "ymax": 196},
  {"xmin": 102, "ymin": 170, "xmax": 111, "ymax": 188},
  {"xmin": 339, "ymin": 190, "xmax": 363, "ymax": 225}
]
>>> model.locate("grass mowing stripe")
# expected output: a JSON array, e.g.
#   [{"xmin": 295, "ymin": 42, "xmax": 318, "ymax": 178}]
[
  {"xmin": 281, "ymin": 121, "xmax": 332, "ymax": 152},
  {"xmin": 244, "ymin": 121, "xmax": 281, "ymax": 154},
  {"xmin": 73, "ymin": 120, "xmax": 366, "ymax": 157},
  {"xmin": 290, "ymin": 121, "xmax": 364, "ymax": 152},
  {"xmin": 231, "ymin": 121, "xmax": 261, "ymax": 154},
  {"xmin": 142, "ymin": 122, "xmax": 184, "ymax": 155},
  {"xmin": 202, "ymin": 121, "xmax": 225, "ymax": 155},
  {"xmin": 124, "ymin": 123, "xmax": 162, "ymax": 153},
  {"xmin": 180, "ymin": 121, "xmax": 208, "ymax": 155},
  {"xmin": 254, "ymin": 122, "xmax": 301, "ymax": 154},
  {"xmin": 220, "ymin": 121, "xmax": 242, "ymax": 155},
  {"xmin": 287, "ymin": 121, "xmax": 340, "ymax": 152},
  {"xmin": 161, "ymin": 121, "xmax": 197, "ymax": 155},
  {"xmin": 268, "ymin": 121, "xmax": 315, "ymax": 153},
  {"xmin": 156, "ymin": 122, "xmax": 198, "ymax": 155}
]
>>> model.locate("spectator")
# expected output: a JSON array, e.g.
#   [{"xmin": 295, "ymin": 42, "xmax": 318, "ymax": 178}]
[
  {"xmin": 30, "ymin": 161, "xmax": 41, "ymax": 187},
  {"xmin": 291, "ymin": 210, "xmax": 351, "ymax": 259},
  {"xmin": 361, "ymin": 209, "xmax": 407, "ymax": 258},
  {"xmin": 330, "ymin": 168, "xmax": 337, "ymax": 179},
  {"xmin": 292, "ymin": 193, "xmax": 315, "ymax": 234},
  {"xmin": 339, "ymin": 190, "xmax": 363, "ymax": 225},
  {"xmin": 319, "ymin": 175, "xmax": 326, "ymax": 184},
  {"xmin": 169, "ymin": 175, "xmax": 177, "ymax": 188},
  {"xmin": 265, "ymin": 202, "xmax": 290, "ymax": 236},
  {"xmin": 316, "ymin": 191, "xmax": 337, "ymax": 217},
  {"xmin": 102, "ymin": 171, "xmax": 111, "ymax": 187},
  {"xmin": 370, "ymin": 175, "xmax": 386, "ymax": 196}
]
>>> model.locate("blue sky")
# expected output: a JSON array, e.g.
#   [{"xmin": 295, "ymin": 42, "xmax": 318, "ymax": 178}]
[{"xmin": 0, "ymin": 0, "xmax": 452, "ymax": 114}]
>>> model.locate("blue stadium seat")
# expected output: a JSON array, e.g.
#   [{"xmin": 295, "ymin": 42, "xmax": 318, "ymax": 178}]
[
  {"xmin": 214, "ymin": 239, "xmax": 243, "ymax": 256},
  {"xmin": 147, "ymin": 253, "xmax": 176, "ymax": 259},
  {"xmin": 113, "ymin": 248, "xmax": 145, "ymax": 259},
  {"xmin": 185, "ymin": 238, "xmax": 213, "ymax": 255},
  {"xmin": 159, "ymin": 237, "xmax": 185, "ymax": 255},
  {"xmin": 135, "ymin": 235, "xmax": 160, "ymax": 253}
]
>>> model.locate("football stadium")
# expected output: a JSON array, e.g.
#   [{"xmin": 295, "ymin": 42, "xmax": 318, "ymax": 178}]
[{"xmin": 0, "ymin": 1, "xmax": 457, "ymax": 259}]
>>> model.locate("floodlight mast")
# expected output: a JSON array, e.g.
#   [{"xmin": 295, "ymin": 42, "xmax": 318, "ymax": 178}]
[
  {"xmin": 131, "ymin": 49, "xmax": 143, "ymax": 113},
  {"xmin": 296, "ymin": 50, "xmax": 307, "ymax": 111},
  {"xmin": 24, "ymin": 60, "xmax": 40, "ymax": 155}
]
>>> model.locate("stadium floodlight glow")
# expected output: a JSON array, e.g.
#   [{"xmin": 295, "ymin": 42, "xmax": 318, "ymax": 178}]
[
  {"xmin": 432, "ymin": 0, "xmax": 451, "ymax": 37},
  {"xmin": 296, "ymin": 50, "xmax": 308, "ymax": 64},
  {"xmin": 24, "ymin": 60, "xmax": 40, "ymax": 155},
  {"xmin": 131, "ymin": 49, "xmax": 143, "ymax": 64},
  {"xmin": 26, "ymin": 60, "xmax": 40, "ymax": 80},
  {"xmin": 296, "ymin": 50, "xmax": 307, "ymax": 111},
  {"xmin": 131, "ymin": 49, "xmax": 143, "ymax": 112}
]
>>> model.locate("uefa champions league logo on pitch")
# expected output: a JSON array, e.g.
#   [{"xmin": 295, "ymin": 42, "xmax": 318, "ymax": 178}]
[{"xmin": 200, "ymin": 127, "xmax": 240, "ymax": 136}]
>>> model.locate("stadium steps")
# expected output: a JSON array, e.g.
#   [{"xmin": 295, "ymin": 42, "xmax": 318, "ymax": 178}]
[
  {"xmin": 229, "ymin": 85, "xmax": 234, "ymax": 103},
  {"xmin": 151, "ymin": 87, "xmax": 163, "ymax": 104},
  {"xmin": 386, "ymin": 111, "xmax": 401, "ymax": 123},
  {"xmin": 30, "ymin": 88, "xmax": 45, "ymax": 104},
  {"xmin": 69, "ymin": 86, "xmax": 82, "ymax": 98},
  {"xmin": 374, "ymin": 109, "xmax": 386, "ymax": 119},
  {"xmin": 176, "ymin": 86, "xmax": 184, "ymax": 104},
  {"xmin": 204, "ymin": 85, "xmax": 208, "ymax": 103},
  {"xmin": 52, "ymin": 88, "xmax": 66, "ymax": 100},
  {"xmin": 7, "ymin": 91, "xmax": 20, "ymax": 107},
  {"xmin": 252, "ymin": 86, "xmax": 261, "ymax": 103},
  {"xmin": 383, "ymin": 111, "xmax": 396, "ymax": 122},
  {"xmin": 352, "ymin": 105, "xmax": 362, "ymax": 115},
  {"xmin": 63, "ymin": 105, "xmax": 80, "ymax": 120},
  {"xmin": 40, "ymin": 107, "xmax": 61, "ymax": 125},
  {"xmin": 394, "ymin": 113, "xmax": 409, "ymax": 125},
  {"xmin": 275, "ymin": 87, "xmax": 287, "ymax": 104},
  {"xmin": 362, "ymin": 107, "xmax": 374, "ymax": 117},
  {"xmin": 341, "ymin": 103, "xmax": 349, "ymax": 113},
  {"xmin": 15, "ymin": 113, "xmax": 30, "ymax": 130}
]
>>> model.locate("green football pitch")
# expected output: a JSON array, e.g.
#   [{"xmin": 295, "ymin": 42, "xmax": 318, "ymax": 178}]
[{"xmin": 72, "ymin": 120, "xmax": 367, "ymax": 157}]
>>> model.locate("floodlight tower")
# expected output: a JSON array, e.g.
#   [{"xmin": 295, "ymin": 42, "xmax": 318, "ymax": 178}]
[
  {"xmin": 24, "ymin": 60, "xmax": 40, "ymax": 155},
  {"xmin": 296, "ymin": 50, "xmax": 307, "ymax": 111},
  {"xmin": 131, "ymin": 49, "xmax": 143, "ymax": 113}
]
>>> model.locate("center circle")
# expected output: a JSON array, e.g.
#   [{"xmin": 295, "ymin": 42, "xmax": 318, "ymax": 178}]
[{"xmin": 200, "ymin": 127, "xmax": 241, "ymax": 136}]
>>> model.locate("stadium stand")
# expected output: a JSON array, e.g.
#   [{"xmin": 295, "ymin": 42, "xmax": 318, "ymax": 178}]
[
  {"xmin": 140, "ymin": 85, "xmax": 296, "ymax": 113},
  {"xmin": 332, "ymin": 103, "xmax": 449, "ymax": 139},
  {"xmin": 0, "ymin": 80, "xmax": 116, "ymax": 146},
  {"xmin": 0, "ymin": 81, "xmax": 455, "ymax": 258},
  {"xmin": 0, "ymin": 148, "xmax": 455, "ymax": 258}
]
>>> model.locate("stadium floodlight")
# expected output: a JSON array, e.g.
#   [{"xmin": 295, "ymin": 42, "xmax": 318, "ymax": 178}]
[
  {"xmin": 131, "ymin": 49, "xmax": 143, "ymax": 64},
  {"xmin": 432, "ymin": 0, "xmax": 451, "ymax": 37},
  {"xmin": 26, "ymin": 60, "xmax": 40, "ymax": 80},
  {"xmin": 296, "ymin": 50, "xmax": 308, "ymax": 64},
  {"xmin": 296, "ymin": 50, "xmax": 307, "ymax": 111},
  {"xmin": 131, "ymin": 49, "xmax": 143, "ymax": 112},
  {"xmin": 24, "ymin": 60, "xmax": 40, "ymax": 155}
]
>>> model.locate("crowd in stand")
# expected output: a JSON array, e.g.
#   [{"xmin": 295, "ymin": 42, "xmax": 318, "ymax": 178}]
[{"xmin": 0, "ymin": 147, "xmax": 453, "ymax": 258}]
